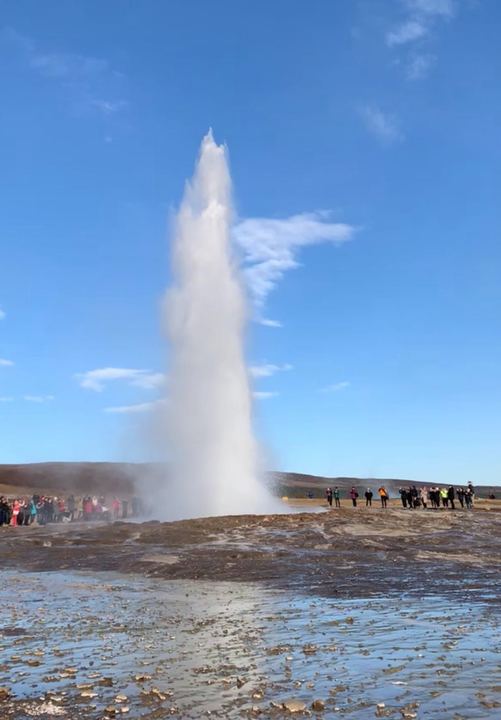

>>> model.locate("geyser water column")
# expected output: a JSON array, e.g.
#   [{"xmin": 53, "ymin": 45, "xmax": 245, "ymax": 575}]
[{"xmin": 164, "ymin": 131, "xmax": 279, "ymax": 519}]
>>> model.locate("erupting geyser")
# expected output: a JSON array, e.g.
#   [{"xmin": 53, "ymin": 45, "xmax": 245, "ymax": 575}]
[{"xmin": 163, "ymin": 131, "xmax": 279, "ymax": 519}]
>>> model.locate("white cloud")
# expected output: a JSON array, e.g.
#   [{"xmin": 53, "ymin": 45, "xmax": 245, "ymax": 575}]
[
  {"xmin": 0, "ymin": 358, "xmax": 14, "ymax": 367},
  {"xmin": 253, "ymin": 391, "xmax": 279, "ymax": 400},
  {"xmin": 249, "ymin": 363, "xmax": 292, "ymax": 379},
  {"xmin": 385, "ymin": 0, "xmax": 456, "ymax": 79},
  {"xmin": 104, "ymin": 400, "xmax": 165, "ymax": 414},
  {"xmin": 76, "ymin": 367, "xmax": 165, "ymax": 392},
  {"xmin": 0, "ymin": 309, "xmax": 5, "ymax": 320},
  {"xmin": 404, "ymin": 0, "xmax": 455, "ymax": 17},
  {"xmin": 2, "ymin": 27, "xmax": 127, "ymax": 117},
  {"xmin": 361, "ymin": 106, "xmax": 402, "ymax": 144},
  {"xmin": 406, "ymin": 53, "xmax": 435, "ymax": 79},
  {"xmin": 24, "ymin": 395, "xmax": 54, "ymax": 403},
  {"xmin": 321, "ymin": 381, "xmax": 350, "ymax": 393},
  {"xmin": 234, "ymin": 212, "xmax": 354, "ymax": 325},
  {"xmin": 386, "ymin": 19, "xmax": 427, "ymax": 46}
]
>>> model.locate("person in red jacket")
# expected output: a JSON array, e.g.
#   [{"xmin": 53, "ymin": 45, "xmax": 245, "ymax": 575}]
[{"xmin": 349, "ymin": 487, "xmax": 359, "ymax": 507}]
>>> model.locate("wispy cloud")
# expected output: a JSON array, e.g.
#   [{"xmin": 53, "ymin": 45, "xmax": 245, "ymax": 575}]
[
  {"xmin": 406, "ymin": 53, "xmax": 436, "ymax": 79},
  {"xmin": 1, "ymin": 27, "xmax": 127, "ymax": 116},
  {"xmin": 253, "ymin": 391, "xmax": 279, "ymax": 400},
  {"xmin": 234, "ymin": 212, "xmax": 355, "ymax": 326},
  {"xmin": 405, "ymin": 0, "xmax": 455, "ymax": 18},
  {"xmin": 387, "ymin": 19, "xmax": 427, "ymax": 46},
  {"xmin": 0, "ymin": 358, "xmax": 14, "ymax": 367},
  {"xmin": 24, "ymin": 395, "xmax": 54, "ymax": 403},
  {"xmin": 76, "ymin": 367, "xmax": 165, "ymax": 392},
  {"xmin": 249, "ymin": 363, "xmax": 292, "ymax": 379},
  {"xmin": 361, "ymin": 106, "xmax": 402, "ymax": 144},
  {"xmin": 0, "ymin": 396, "xmax": 13, "ymax": 402},
  {"xmin": 385, "ymin": 0, "xmax": 456, "ymax": 79},
  {"xmin": 0, "ymin": 309, "xmax": 5, "ymax": 320},
  {"xmin": 104, "ymin": 399, "xmax": 165, "ymax": 414},
  {"xmin": 320, "ymin": 381, "xmax": 350, "ymax": 393}
]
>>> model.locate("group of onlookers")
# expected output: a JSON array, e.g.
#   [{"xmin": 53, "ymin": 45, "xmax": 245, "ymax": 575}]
[
  {"xmin": 0, "ymin": 493, "xmax": 143, "ymax": 526},
  {"xmin": 324, "ymin": 482, "xmax": 477, "ymax": 509},
  {"xmin": 398, "ymin": 484, "xmax": 475, "ymax": 509}
]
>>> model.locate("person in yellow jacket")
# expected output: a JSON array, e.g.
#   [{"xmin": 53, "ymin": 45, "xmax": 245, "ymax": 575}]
[{"xmin": 440, "ymin": 487, "xmax": 449, "ymax": 507}]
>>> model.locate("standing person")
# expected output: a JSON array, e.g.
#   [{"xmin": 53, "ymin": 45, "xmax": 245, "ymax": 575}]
[
  {"xmin": 440, "ymin": 487, "xmax": 448, "ymax": 507},
  {"xmin": 325, "ymin": 488, "xmax": 333, "ymax": 507},
  {"xmin": 433, "ymin": 487, "xmax": 441, "ymax": 508},
  {"xmin": 121, "ymin": 498, "xmax": 129, "ymax": 519},
  {"xmin": 457, "ymin": 487, "xmax": 465, "ymax": 508},
  {"xmin": 333, "ymin": 486, "xmax": 341, "ymax": 508},
  {"xmin": 399, "ymin": 488, "xmax": 407, "ymax": 509},
  {"xmin": 465, "ymin": 487, "xmax": 473, "ymax": 509},
  {"xmin": 57, "ymin": 497, "xmax": 66, "ymax": 521},
  {"xmin": 10, "ymin": 499, "xmax": 20, "ymax": 526},
  {"xmin": 349, "ymin": 487, "xmax": 359, "ymax": 507},
  {"xmin": 447, "ymin": 485, "xmax": 455, "ymax": 510},
  {"xmin": 365, "ymin": 488, "xmax": 373, "ymax": 507},
  {"xmin": 419, "ymin": 487, "xmax": 428, "ymax": 509},
  {"xmin": 67, "ymin": 495, "xmax": 76, "ymax": 522},
  {"xmin": 378, "ymin": 486, "xmax": 388, "ymax": 508},
  {"xmin": 0, "ymin": 496, "xmax": 11, "ymax": 526},
  {"xmin": 410, "ymin": 485, "xmax": 419, "ymax": 508},
  {"xmin": 29, "ymin": 497, "xmax": 37, "ymax": 524},
  {"xmin": 112, "ymin": 496, "xmax": 120, "ymax": 520},
  {"xmin": 83, "ymin": 497, "xmax": 92, "ymax": 521},
  {"xmin": 406, "ymin": 487, "xmax": 414, "ymax": 509}
]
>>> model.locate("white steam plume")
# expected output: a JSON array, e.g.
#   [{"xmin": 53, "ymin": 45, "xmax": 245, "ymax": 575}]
[{"xmin": 160, "ymin": 131, "xmax": 281, "ymax": 519}]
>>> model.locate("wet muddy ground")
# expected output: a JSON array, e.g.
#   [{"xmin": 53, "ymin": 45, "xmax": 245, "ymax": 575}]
[
  {"xmin": 1, "ymin": 508, "xmax": 500, "ymax": 718},
  {"xmin": 0, "ymin": 508, "xmax": 500, "ymax": 599}
]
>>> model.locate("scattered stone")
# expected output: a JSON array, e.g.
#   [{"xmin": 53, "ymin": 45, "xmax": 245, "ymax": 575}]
[
  {"xmin": 134, "ymin": 674, "xmax": 152, "ymax": 682},
  {"xmin": 80, "ymin": 690, "xmax": 97, "ymax": 699},
  {"xmin": 99, "ymin": 677, "xmax": 114, "ymax": 687},
  {"xmin": 311, "ymin": 699, "xmax": 325, "ymax": 711},
  {"xmin": 302, "ymin": 644, "xmax": 318, "ymax": 655},
  {"xmin": 282, "ymin": 699, "xmax": 307, "ymax": 713},
  {"xmin": 0, "ymin": 687, "xmax": 11, "ymax": 700}
]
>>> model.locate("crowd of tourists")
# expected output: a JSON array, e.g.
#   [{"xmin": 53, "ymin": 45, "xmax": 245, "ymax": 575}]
[
  {"xmin": 0, "ymin": 494, "xmax": 143, "ymax": 526},
  {"xmin": 325, "ymin": 482, "xmax": 477, "ymax": 509}
]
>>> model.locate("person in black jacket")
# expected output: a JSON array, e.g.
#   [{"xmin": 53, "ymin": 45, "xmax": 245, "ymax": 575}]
[
  {"xmin": 447, "ymin": 485, "xmax": 455, "ymax": 510},
  {"xmin": 0, "ymin": 497, "xmax": 11, "ymax": 526}
]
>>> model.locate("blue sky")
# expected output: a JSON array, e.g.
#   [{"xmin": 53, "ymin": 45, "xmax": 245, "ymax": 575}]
[{"xmin": 1, "ymin": 0, "xmax": 500, "ymax": 484}]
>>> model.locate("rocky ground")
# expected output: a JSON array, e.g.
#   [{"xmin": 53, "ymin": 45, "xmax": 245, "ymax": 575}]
[
  {"xmin": 0, "ymin": 504, "xmax": 500, "ymax": 599},
  {"xmin": 1, "ymin": 505, "xmax": 500, "ymax": 719}
]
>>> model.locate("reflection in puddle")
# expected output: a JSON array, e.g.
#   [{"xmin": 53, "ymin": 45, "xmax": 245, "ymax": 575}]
[{"xmin": 0, "ymin": 571, "xmax": 500, "ymax": 718}]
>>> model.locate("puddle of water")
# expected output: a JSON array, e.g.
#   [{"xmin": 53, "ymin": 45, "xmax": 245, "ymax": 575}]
[{"xmin": 0, "ymin": 571, "xmax": 500, "ymax": 718}]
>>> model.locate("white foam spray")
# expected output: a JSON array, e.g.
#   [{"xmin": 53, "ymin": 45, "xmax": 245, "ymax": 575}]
[{"xmin": 162, "ymin": 131, "xmax": 280, "ymax": 519}]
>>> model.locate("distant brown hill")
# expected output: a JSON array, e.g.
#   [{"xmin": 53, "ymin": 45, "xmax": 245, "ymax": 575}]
[
  {"xmin": 0, "ymin": 462, "xmax": 498, "ymax": 499},
  {"xmin": 271, "ymin": 471, "xmax": 499, "ymax": 498}
]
